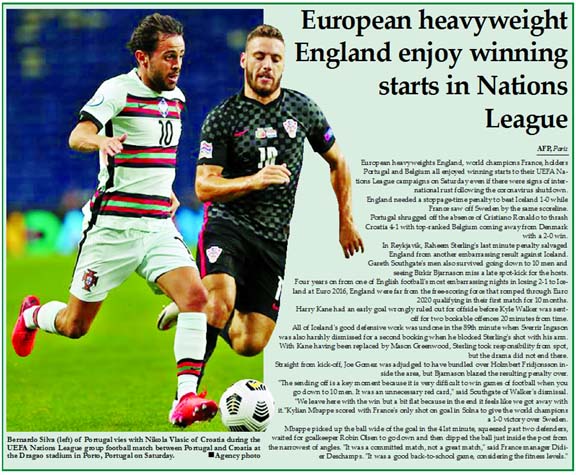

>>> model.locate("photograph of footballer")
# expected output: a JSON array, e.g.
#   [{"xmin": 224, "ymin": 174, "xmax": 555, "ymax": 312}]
[
  {"xmin": 157, "ymin": 24, "xmax": 365, "ymax": 381},
  {"xmin": 10, "ymin": 13, "xmax": 218, "ymax": 428}
]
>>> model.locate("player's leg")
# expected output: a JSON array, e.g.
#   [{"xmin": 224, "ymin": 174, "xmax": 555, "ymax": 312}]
[
  {"xmin": 221, "ymin": 281, "xmax": 279, "ymax": 356},
  {"xmin": 155, "ymin": 273, "xmax": 237, "ymax": 371},
  {"xmin": 143, "ymin": 229, "xmax": 217, "ymax": 426},
  {"xmin": 221, "ymin": 235, "xmax": 285, "ymax": 356},
  {"xmin": 60, "ymin": 226, "xmax": 137, "ymax": 336},
  {"xmin": 156, "ymin": 265, "xmax": 207, "ymax": 312},
  {"xmin": 202, "ymin": 272, "xmax": 238, "ymax": 363},
  {"xmin": 54, "ymin": 296, "xmax": 103, "ymax": 337},
  {"xmin": 12, "ymin": 295, "xmax": 102, "ymax": 356},
  {"xmin": 156, "ymin": 218, "xmax": 240, "ymax": 332},
  {"xmin": 156, "ymin": 265, "xmax": 209, "ymax": 398},
  {"xmin": 11, "ymin": 224, "xmax": 129, "ymax": 356},
  {"xmin": 226, "ymin": 311, "xmax": 276, "ymax": 356},
  {"xmin": 194, "ymin": 218, "xmax": 243, "ymax": 371}
]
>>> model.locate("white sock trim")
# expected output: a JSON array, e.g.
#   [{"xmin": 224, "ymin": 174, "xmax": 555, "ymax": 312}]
[{"xmin": 23, "ymin": 306, "xmax": 41, "ymax": 329}]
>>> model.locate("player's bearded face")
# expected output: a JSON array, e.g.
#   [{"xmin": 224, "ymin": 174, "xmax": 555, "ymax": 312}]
[
  {"xmin": 243, "ymin": 37, "xmax": 285, "ymax": 98},
  {"xmin": 142, "ymin": 34, "xmax": 185, "ymax": 92}
]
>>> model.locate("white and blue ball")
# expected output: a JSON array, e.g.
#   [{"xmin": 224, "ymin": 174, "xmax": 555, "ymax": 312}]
[{"xmin": 219, "ymin": 379, "xmax": 275, "ymax": 432}]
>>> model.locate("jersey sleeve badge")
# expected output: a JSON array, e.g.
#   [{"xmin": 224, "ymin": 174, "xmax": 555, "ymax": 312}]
[
  {"xmin": 199, "ymin": 141, "xmax": 213, "ymax": 159},
  {"xmin": 86, "ymin": 93, "xmax": 105, "ymax": 107}
]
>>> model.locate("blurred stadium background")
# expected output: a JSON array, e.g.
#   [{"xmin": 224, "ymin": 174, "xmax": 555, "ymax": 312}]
[{"xmin": 5, "ymin": 8, "xmax": 265, "ymax": 432}]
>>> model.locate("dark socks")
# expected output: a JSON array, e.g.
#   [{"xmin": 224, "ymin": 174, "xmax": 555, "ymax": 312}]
[
  {"xmin": 220, "ymin": 317, "xmax": 233, "ymax": 347},
  {"xmin": 197, "ymin": 324, "xmax": 221, "ymax": 386},
  {"xmin": 204, "ymin": 324, "xmax": 221, "ymax": 363}
]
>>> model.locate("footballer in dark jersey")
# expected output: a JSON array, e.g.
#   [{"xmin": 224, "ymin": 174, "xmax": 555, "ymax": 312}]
[
  {"xmin": 157, "ymin": 24, "xmax": 363, "ymax": 372},
  {"xmin": 197, "ymin": 88, "xmax": 335, "ymax": 242}
]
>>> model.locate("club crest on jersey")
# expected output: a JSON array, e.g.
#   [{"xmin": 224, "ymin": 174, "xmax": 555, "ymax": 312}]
[
  {"xmin": 283, "ymin": 119, "xmax": 298, "ymax": 139},
  {"xmin": 206, "ymin": 246, "xmax": 223, "ymax": 264},
  {"xmin": 158, "ymin": 98, "xmax": 169, "ymax": 118},
  {"xmin": 199, "ymin": 141, "xmax": 213, "ymax": 159},
  {"xmin": 255, "ymin": 127, "xmax": 277, "ymax": 139},
  {"xmin": 82, "ymin": 269, "xmax": 99, "ymax": 291}
]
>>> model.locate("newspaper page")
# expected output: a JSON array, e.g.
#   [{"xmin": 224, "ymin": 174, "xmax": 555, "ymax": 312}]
[{"xmin": 3, "ymin": 2, "xmax": 573, "ymax": 472}]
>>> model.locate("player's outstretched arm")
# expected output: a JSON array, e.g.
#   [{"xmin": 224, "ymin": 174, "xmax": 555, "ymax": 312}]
[
  {"xmin": 69, "ymin": 121, "xmax": 127, "ymax": 163},
  {"xmin": 321, "ymin": 141, "xmax": 364, "ymax": 258},
  {"xmin": 195, "ymin": 163, "xmax": 291, "ymax": 203}
]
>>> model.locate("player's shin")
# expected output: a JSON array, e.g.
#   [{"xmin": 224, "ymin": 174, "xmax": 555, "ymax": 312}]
[{"xmin": 174, "ymin": 312, "xmax": 207, "ymax": 399}]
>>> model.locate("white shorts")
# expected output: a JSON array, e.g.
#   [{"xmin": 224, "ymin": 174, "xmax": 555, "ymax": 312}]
[{"xmin": 70, "ymin": 222, "xmax": 196, "ymax": 302}]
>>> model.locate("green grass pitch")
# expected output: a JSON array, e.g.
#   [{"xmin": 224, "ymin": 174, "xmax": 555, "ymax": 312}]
[{"xmin": 5, "ymin": 254, "xmax": 263, "ymax": 432}]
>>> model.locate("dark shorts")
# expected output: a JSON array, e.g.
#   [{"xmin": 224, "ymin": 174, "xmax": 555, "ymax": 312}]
[{"xmin": 197, "ymin": 218, "xmax": 287, "ymax": 321}]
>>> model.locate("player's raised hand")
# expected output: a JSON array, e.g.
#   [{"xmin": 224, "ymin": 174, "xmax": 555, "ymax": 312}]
[{"xmin": 252, "ymin": 163, "xmax": 291, "ymax": 190}]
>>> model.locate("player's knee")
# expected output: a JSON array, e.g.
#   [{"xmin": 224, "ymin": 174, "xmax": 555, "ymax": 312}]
[
  {"xmin": 205, "ymin": 295, "xmax": 234, "ymax": 327},
  {"xmin": 178, "ymin": 284, "xmax": 208, "ymax": 312}
]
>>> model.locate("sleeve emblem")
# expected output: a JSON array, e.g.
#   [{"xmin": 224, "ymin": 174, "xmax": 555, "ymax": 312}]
[
  {"xmin": 199, "ymin": 141, "xmax": 213, "ymax": 159},
  {"xmin": 86, "ymin": 93, "xmax": 105, "ymax": 107}
]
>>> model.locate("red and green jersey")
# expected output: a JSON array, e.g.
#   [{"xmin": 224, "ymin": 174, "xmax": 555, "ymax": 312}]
[{"xmin": 79, "ymin": 69, "xmax": 185, "ymax": 231}]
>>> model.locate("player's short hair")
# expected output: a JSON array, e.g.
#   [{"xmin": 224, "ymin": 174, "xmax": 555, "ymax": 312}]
[
  {"xmin": 245, "ymin": 24, "xmax": 284, "ymax": 47},
  {"xmin": 127, "ymin": 13, "xmax": 184, "ymax": 54}
]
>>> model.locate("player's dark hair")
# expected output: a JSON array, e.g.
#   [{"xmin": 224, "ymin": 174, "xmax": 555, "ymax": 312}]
[
  {"xmin": 127, "ymin": 13, "xmax": 184, "ymax": 54},
  {"xmin": 245, "ymin": 24, "xmax": 284, "ymax": 47}
]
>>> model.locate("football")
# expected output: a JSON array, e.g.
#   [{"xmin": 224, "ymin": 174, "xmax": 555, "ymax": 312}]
[{"xmin": 219, "ymin": 379, "xmax": 275, "ymax": 432}]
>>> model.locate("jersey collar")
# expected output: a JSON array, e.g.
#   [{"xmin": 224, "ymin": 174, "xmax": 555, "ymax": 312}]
[
  {"xmin": 240, "ymin": 88, "xmax": 284, "ymax": 108},
  {"xmin": 129, "ymin": 68, "xmax": 184, "ymax": 101}
]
